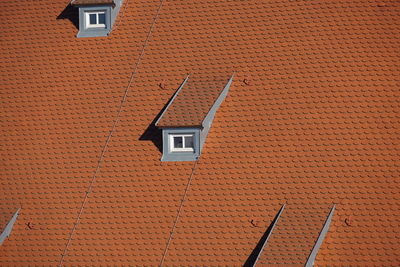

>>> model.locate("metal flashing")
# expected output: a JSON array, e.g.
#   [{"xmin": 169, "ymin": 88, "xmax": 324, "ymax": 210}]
[
  {"xmin": 0, "ymin": 208, "xmax": 20, "ymax": 246},
  {"xmin": 305, "ymin": 205, "xmax": 336, "ymax": 267}
]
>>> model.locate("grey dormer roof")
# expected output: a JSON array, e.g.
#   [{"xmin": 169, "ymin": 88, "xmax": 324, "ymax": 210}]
[
  {"xmin": 71, "ymin": 0, "xmax": 114, "ymax": 6},
  {"xmin": 156, "ymin": 73, "xmax": 233, "ymax": 128}
]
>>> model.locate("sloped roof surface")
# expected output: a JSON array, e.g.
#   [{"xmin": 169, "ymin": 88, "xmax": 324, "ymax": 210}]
[
  {"xmin": 156, "ymin": 74, "xmax": 232, "ymax": 127},
  {"xmin": 0, "ymin": 0, "xmax": 400, "ymax": 266}
]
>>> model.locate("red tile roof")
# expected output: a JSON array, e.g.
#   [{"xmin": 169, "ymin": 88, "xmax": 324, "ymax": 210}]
[
  {"xmin": 156, "ymin": 73, "xmax": 232, "ymax": 127},
  {"xmin": 1, "ymin": 0, "xmax": 400, "ymax": 266}
]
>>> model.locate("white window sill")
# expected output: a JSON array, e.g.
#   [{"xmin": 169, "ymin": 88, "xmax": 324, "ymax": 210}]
[
  {"xmin": 86, "ymin": 24, "xmax": 106, "ymax": 29},
  {"xmin": 171, "ymin": 148, "xmax": 194, "ymax": 153}
]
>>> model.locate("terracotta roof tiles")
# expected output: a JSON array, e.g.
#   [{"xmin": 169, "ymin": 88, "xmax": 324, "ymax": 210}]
[{"xmin": 0, "ymin": 0, "xmax": 400, "ymax": 266}]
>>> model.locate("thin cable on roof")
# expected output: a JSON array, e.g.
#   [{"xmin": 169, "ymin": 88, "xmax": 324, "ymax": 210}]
[
  {"xmin": 159, "ymin": 159, "xmax": 199, "ymax": 267},
  {"xmin": 57, "ymin": 0, "xmax": 166, "ymax": 265}
]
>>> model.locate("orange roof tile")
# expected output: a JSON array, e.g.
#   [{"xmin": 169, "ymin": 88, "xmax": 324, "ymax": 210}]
[{"xmin": 0, "ymin": 0, "xmax": 400, "ymax": 266}]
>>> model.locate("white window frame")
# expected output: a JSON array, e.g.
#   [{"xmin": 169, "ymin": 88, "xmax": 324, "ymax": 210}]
[
  {"xmin": 85, "ymin": 11, "xmax": 106, "ymax": 29},
  {"xmin": 169, "ymin": 134, "xmax": 194, "ymax": 152}
]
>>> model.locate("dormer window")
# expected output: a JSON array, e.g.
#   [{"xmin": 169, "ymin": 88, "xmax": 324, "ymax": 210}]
[
  {"xmin": 71, "ymin": 0, "xmax": 124, "ymax": 38},
  {"xmin": 155, "ymin": 74, "xmax": 234, "ymax": 161},
  {"xmin": 86, "ymin": 11, "xmax": 106, "ymax": 28},
  {"xmin": 170, "ymin": 134, "xmax": 194, "ymax": 152}
]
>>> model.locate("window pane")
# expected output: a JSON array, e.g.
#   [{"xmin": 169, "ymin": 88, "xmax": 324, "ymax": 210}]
[
  {"xmin": 98, "ymin": 13, "xmax": 106, "ymax": 24},
  {"xmin": 185, "ymin": 136, "xmax": 194, "ymax": 148},
  {"xmin": 173, "ymin": 137, "xmax": 183, "ymax": 148},
  {"xmin": 89, "ymin": 14, "xmax": 97, "ymax": 24}
]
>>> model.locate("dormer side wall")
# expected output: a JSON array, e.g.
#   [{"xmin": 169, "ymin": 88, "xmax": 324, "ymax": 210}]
[{"xmin": 200, "ymin": 75, "xmax": 233, "ymax": 150}]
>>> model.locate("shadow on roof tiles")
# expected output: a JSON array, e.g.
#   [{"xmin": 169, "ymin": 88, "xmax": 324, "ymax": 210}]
[
  {"xmin": 243, "ymin": 206, "xmax": 284, "ymax": 267},
  {"xmin": 139, "ymin": 121, "xmax": 163, "ymax": 154},
  {"xmin": 139, "ymin": 84, "xmax": 181, "ymax": 154},
  {"xmin": 57, "ymin": 4, "xmax": 79, "ymax": 30}
]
